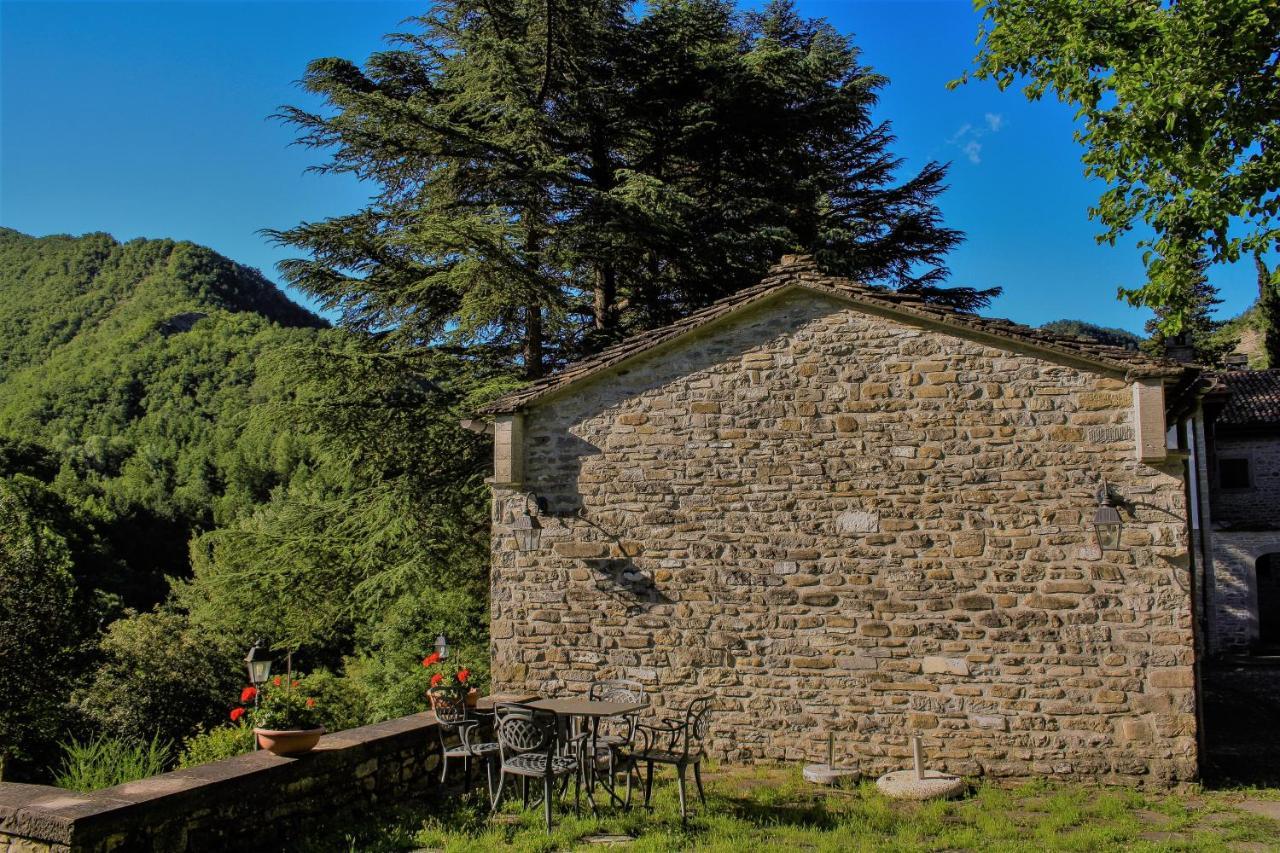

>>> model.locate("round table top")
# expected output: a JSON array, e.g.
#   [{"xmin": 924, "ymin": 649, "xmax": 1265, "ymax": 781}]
[{"xmin": 526, "ymin": 697, "xmax": 649, "ymax": 717}]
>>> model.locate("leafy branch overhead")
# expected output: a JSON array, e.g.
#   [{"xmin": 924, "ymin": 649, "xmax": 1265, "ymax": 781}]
[
  {"xmin": 956, "ymin": 0, "xmax": 1280, "ymax": 334},
  {"xmin": 268, "ymin": 0, "xmax": 982, "ymax": 379}
]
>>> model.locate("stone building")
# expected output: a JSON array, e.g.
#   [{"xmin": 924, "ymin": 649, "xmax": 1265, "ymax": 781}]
[
  {"xmin": 478, "ymin": 255, "xmax": 1201, "ymax": 784},
  {"xmin": 1186, "ymin": 369, "xmax": 1280, "ymax": 653}
]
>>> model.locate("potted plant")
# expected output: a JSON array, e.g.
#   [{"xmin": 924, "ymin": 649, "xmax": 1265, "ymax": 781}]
[
  {"xmin": 231, "ymin": 677, "xmax": 324, "ymax": 756},
  {"xmin": 421, "ymin": 651, "xmax": 478, "ymax": 707}
]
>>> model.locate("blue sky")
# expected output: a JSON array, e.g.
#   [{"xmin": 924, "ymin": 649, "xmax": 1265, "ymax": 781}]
[{"xmin": 0, "ymin": 0, "xmax": 1265, "ymax": 333}]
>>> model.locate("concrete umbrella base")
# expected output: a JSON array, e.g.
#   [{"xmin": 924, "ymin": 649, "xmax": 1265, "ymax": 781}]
[
  {"xmin": 875, "ymin": 769, "xmax": 964, "ymax": 801},
  {"xmin": 803, "ymin": 763, "xmax": 860, "ymax": 786},
  {"xmin": 875, "ymin": 733, "xmax": 965, "ymax": 801}
]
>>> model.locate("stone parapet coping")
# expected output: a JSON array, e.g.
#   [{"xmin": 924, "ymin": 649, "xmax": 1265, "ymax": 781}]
[{"xmin": 0, "ymin": 712, "xmax": 440, "ymax": 852}]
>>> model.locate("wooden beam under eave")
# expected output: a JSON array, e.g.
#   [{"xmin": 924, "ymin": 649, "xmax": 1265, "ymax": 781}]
[{"xmin": 1133, "ymin": 379, "xmax": 1167, "ymax": 463}]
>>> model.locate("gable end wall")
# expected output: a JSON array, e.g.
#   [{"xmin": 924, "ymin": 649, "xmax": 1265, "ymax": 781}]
[{"xmin": 490, "ymin": 291, "xmax": 1196, "ymax": 784}]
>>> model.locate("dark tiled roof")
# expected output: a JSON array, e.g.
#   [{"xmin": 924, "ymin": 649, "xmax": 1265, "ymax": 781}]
[
  {"xmin": 478, "ymin": 256, "xmax": 1187, "ymax": 414},
  {"xmin": 1209, "ymin": 369, "xmax": 1280, "ymax": 428}
]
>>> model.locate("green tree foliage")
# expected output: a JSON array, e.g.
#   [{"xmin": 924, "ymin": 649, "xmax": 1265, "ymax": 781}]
[
  {"xmin": 1257, "ymin": 253, "xmax": 1280, "ymax": 367},
  {"xmin": 1140, "ymin": 251, "xmax": 1238, "ymax": 366},
  {"xmin": 1039, "ymin": 319, "xmax": 1143, "ymax": 350},
  {"xmin": 270, "ymin": 0, "xmax": 977, "ymax": 378},
  {"xmin": 0, "ymin": 230, "xmax": 329, "ymax": 607},
  {"xmin": 957, "ymin": 0, "xmax": 1280, "ymax": 333},
  {"xmin": 0, "ymin": 477, "xmax": 78, "ymax": 779},
  {"xmin": 74, "ymin": 612, "xmax": 244, "ymax": 746},
  {"xmin": 178, "ymin": 339, "xmax": 494, "ymax": 669}
]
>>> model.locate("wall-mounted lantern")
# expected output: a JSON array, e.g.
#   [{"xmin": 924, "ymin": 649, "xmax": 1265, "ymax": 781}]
[
  {"xmin": 511, "ymin": 492, "xmax": 545, "ymax": 552},
  {"xmin": 1091, "ymin": 480, "xmax": 1124, "ymax": 551}
]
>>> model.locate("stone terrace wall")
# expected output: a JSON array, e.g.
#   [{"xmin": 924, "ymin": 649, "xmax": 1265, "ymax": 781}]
[
  {"xmin": 490, "ymin": 288, "xmax": 1197, "ymax": 785},
  {"xmin": 0, "ymin": 714, "xmax": 442, "ymax": 852}
]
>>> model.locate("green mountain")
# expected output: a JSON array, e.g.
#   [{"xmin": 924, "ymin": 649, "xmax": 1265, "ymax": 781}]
[
  {"xmin": 0, "ymin": 230, "xmax": 496, "ymax": 780},
  {"xmin": 0, "ymin": 229, "xmax": 328, "ymax": 607},
  {"xmin": 1039, "ymin": 318, "xmax": 1144, "ymax": 350}
]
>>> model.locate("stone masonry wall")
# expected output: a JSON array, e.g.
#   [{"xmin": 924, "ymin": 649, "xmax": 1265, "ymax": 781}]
[
  {"xmin": 1208, "ymin": 530, "xmax": 1280, "ymax": 651},
  {"xmin": 1209, "ymin": 435, "xmax": 1280, "ymax": 529},
  {"xmin": 0, "ymin": 714, "xmax": 443, "ymax": 852},
  {"xmin": 490, "ymin": 289, "xmax": 1198, "ymax": 785}
]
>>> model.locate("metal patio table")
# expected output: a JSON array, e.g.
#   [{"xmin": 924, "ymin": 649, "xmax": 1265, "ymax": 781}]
[{"xmin": 527, "ymin": 696, "xmax": 649, "ymax": 812}]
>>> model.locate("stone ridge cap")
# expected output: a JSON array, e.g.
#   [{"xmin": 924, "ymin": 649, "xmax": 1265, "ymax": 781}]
[{"xmin": 476, "ymin": 256, "xmax": 1187, "ymax": 414}]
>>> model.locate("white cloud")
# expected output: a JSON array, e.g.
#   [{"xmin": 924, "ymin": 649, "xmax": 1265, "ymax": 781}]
[{"xmin": 949, "ymin": 114, "xmax": 1006, "ymax": 165}]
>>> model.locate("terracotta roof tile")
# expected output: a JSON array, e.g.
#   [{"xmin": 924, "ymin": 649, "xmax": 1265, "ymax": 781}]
[{"xmin": 478, "ymin": 256, "xmax": 1187, "ymax": 414}]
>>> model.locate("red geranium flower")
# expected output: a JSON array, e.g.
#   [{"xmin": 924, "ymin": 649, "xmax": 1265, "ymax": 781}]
[
  {"xmin": 291, "ymin": 680, "xmax": 299, "ymax": 689},
  {"xmin": 457, "ymin": 669, "xmax": 470, "ymax": 684},
  {"xmin": 422, "ymin": 652, "xmax": 441, "ymax": 667},
  {"xmin": 230, "ymin": 707, "xmax": 246, "ymax": 722},
  {"xmin": 272, "ymin": 676, "xmax": 282, "ymax": 687},
  {"xmin": 430, "ymin": 673, "xmax": 444, "ymax": 687},
  {"xmin": 306, "ymin": 697, "xmax": 316, "ymax": 708},
  {"xmin": 240, "ymin": 686, "xmax": 257, "ymax": 703}
]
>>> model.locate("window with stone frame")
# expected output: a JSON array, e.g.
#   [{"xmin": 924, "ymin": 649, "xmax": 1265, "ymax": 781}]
[{"xmin": 1218, "ymin": 456, "xmax": 1252, "ymax": 490}]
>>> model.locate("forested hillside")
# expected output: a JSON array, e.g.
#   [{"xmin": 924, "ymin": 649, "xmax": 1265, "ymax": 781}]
[{"xmin": 0, "ymin": 231, "xmax": 497, "ymax": 781}]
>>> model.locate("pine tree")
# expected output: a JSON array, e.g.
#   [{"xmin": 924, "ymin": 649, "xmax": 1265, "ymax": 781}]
[
  {"xmin": 1257, "ymin": 251, "xmax": 1280, "ymax": 369},
  {"xmin": 272, "ymin": 0, "xmax": 978, "ymax": 376},
  {"xmin": 1141, "ymin": 248, "xmax": 1236, "ymax": 367}
]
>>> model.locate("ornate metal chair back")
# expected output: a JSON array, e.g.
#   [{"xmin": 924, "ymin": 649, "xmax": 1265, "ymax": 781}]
[
  {"xmin": 589, "ymin": 679, "xmax": 645, "ymax": 704},
  {"xmin": 589, "ymin": 679, "xmax": 645, "ymax": 745},
  {"xmin": 681, "ymin": 695, "xmax": 712, "ymax": 758},
  {"xmin": 495, "ymin": 703, "xmax": 558, "ymax": 763},
  {"xmin": 428, "ymin": 689, "xmax": 469, "ymax": 729}
]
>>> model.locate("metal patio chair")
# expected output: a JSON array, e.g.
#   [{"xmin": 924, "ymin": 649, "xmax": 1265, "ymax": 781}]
[
  {"xmin": 586, "ymin": 679, "xmax": 646, "ymax": 789},
  {"xmin": 622, "ymin": 694, "xmax": 711, "ymax": 821},
  {"xmin": 428, "ymin": 689, "xmax": 499, "ymax": 799},
  {"xmin": 491, "ymin": 703, "xmax": 586, "ymax": 832}
]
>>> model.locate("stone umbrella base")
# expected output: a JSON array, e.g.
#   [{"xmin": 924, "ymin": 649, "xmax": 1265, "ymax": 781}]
[
  {"xmin": 875, "ymin": 769, "xmax": 965, "ymax": 801},
  {"xmin": 803, "ymin": 763, "xmax": 860, "ymax": 786}
]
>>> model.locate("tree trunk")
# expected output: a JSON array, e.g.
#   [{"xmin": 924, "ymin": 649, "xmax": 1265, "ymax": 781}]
[
  {"xmin": 589, "ymin": 128, "xmax": 617, "ymax": 333},
  {"xmin": 594, "ymin": 264, "xmax": 616, "ymax": 332},
  {"xmin": 524, "ymin": 303, "xmax": 544, "ymax": 379}
]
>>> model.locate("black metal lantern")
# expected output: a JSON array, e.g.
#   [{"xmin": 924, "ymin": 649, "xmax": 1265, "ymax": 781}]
[
  {"xmin": 244, "ymin": 640, "xmax": 273, "ymax": 687},
  {"xmin": 1091, "ymin": 481, "xmax": 1123, "ymax": 551},
  {"xmin": 434, "ymin": 633, "xmax": 449, "ymax": 661},
  {"xmin": 511, "ymin": 493, "xmax": 544, "ymax": 552}
]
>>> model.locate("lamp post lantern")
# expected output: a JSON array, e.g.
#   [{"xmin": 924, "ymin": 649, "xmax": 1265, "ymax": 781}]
[
  {"xmin": 434, "ymin": 634, "xmax": 449, "ymax": 662},
  {"xmin": 244, "ymin": 640, "xmax": 273, "ymax": 706}
]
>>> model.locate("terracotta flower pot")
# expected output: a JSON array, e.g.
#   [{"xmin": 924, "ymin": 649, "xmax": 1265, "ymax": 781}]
[
  {"xmin": 465, "ymin": 688, "xmax": 479, "ymax": 708},
  {"xmin": 255, "ymin": 726, "xmax": 325, "ymax": 756}
]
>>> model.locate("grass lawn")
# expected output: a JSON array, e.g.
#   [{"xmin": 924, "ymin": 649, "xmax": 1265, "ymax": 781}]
[{"xmin": 323, "ymin": 765, "xmax": 1280, "ymax": 852}]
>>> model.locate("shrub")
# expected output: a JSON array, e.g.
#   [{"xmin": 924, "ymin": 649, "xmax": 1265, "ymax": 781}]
[
  {"xmin": 52, "ymin": 734, "xmax": 170, "ymax": 792},
  {"xmin": 74, "ymin": 611, "xmax": 244, "ymax": 746},
  {"xmin": 295, "ymin": 669, "xmax": 371, "ymax": 733},
  {"xmin": 176, "ymin": 724, "xmax": 255, "ymax": 768}
]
